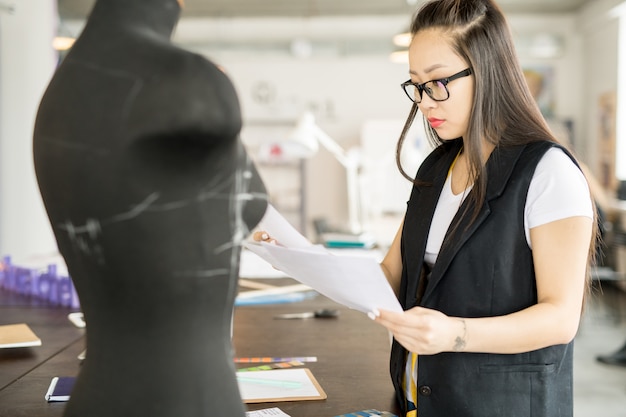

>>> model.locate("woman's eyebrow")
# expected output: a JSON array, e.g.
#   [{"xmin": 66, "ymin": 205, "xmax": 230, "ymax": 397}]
[{"xmin": 409, "ymin": 63, "xmax": 448, "ymax": 77}]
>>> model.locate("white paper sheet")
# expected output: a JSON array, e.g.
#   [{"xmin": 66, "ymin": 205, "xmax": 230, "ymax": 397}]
[
  {"xmin": 257, "ymin": 204, "xmax": 319, "ymax": 250},
  {"xmin": 245, "ymin": 408, "xmax": 291, "ymax": 417},
  {"xmin": 244, "ymin": 205, "xmax": 402, "ymax": 315}
]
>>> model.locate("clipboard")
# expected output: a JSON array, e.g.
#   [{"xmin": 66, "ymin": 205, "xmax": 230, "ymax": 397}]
[{"xmin": 237, "ymin": 368, "xmax": 327, "ymax": 403}]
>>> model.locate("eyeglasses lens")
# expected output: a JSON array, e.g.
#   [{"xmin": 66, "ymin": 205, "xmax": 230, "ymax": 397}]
[
  {"xmin": 405, "ymin": 81, "xmax": 449, "ymax": 103},
  {"xmin": 429, "ymin": 81, "xmax": 449, "ymax": 100}
]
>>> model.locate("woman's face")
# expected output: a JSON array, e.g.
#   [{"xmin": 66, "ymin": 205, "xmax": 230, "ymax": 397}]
[{"xmin": 408, "ymin": 29, "xmax": 474, "ymax": 140}]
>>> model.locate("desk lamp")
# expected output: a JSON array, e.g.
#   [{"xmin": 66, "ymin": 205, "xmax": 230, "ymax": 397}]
[{"xmin": 287, "ymin": 112, "xmax": 364, "ymax": 236}]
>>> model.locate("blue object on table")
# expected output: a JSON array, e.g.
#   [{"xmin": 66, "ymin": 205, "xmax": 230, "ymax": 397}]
[{"xmin": 234, "ymin": 291, "xmax": 318, "ymax": 306}]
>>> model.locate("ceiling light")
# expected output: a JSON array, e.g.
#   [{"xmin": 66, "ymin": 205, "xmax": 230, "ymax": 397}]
[
  {"xmin": 290, "ymin": 38, "xmax": 313, "ymax": 59},
  {"xmin": 393, "ymin": 32, "xmax": 411, "ymax": 47},
  {"xmin": 389, "ymin": 50, "xmax": 409, "ymax": 64}
]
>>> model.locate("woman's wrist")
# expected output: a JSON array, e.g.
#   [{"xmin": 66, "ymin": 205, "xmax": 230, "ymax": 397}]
[{"xmin": 452, "ymin": 318, "xmax": 467, "ymax": 352}]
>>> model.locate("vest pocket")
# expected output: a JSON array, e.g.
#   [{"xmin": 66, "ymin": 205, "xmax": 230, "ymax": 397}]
[{"xmin": 471, "ymin": 362, "xmax": 562, "ymax": 417}]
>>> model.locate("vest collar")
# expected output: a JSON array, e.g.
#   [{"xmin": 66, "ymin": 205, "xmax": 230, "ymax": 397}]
[{"xmin": 418, "ymin": 141, "xmax": 530, "ymax": 304}]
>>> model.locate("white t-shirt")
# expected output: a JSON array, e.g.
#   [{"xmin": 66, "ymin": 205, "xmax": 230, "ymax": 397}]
[{"xmin": 423, "ymin": 147, "xmax": 593, "ymax": 266}]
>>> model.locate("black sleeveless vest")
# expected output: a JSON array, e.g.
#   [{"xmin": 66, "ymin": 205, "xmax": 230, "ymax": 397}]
[{"xmin": 390, "ymin": 138, "xmax": 576, "ymax": 417}]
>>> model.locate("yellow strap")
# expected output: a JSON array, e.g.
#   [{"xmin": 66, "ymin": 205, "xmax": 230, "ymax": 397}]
[
  {"xmin": 404, "ymin": 352, "xmax": 418, "ymax": 417},
  {"xmin": 410, "ymin": 352, "xmax": 418, "ymax": 400},
  {"xmin": 447, "ymin": 147, "xmax": 463, "ymax": 177}
]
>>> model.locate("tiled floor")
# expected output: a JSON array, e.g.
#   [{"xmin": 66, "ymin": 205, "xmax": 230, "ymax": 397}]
[{"xmin": 574, "ymin": 280, "xmax": 626, "ymax": 417}]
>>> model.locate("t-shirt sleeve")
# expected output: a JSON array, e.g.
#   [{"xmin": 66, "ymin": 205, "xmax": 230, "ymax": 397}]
[{"xmin": 525, "ymin": 147, "xmax": 594, "ymax": 240}]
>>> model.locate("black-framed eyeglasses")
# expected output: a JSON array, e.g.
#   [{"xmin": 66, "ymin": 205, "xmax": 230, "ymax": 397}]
[{"xmin": 401, "ymin": 68, "xmax": 473, "ymax": 103}]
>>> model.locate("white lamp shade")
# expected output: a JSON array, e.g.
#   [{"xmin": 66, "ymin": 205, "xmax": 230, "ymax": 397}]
[{"xmin": 285, "ymin": 112, "xmax": 320, "ymax": 158}]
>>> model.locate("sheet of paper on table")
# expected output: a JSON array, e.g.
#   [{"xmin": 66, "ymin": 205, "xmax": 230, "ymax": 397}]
[
  {"xmin": 243, "ymin": 205, "xmax": 402, "ymax": 315},
  {"xmin": 246, "ymin": 407, "xmax": 292, "ymax": 417}
]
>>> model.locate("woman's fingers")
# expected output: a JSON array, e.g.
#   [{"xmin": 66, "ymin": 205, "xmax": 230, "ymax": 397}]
[
  {"xmin": 252, "ymin": 231, "xmax": 269, "ymax": 242},
  {"xmin": 251, "ymin": 230, "xmax": 278, "ymax": 245}
]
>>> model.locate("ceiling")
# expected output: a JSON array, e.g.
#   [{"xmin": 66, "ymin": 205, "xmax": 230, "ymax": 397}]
[
  {"xmin": 54, "ymin": 0, "xmax": 592, "ymax": 57},
  {"xmin": 57, "ymin": 0, "xmax": 592, "ymax": 21}
]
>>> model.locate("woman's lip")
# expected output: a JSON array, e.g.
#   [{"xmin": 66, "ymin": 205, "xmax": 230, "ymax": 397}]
[{"xmin": 428, "ymin": 118, "xmax": 444, "ymax": 128}]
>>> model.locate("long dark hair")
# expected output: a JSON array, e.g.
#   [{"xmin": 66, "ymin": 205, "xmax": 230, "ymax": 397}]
[
  {"xmin": 397, "ymin": 0, "xmax": 554, "ymax": 184},
  {"xmin": 396, "ymin": 0, "xmax": 598, "ymax": 303}
]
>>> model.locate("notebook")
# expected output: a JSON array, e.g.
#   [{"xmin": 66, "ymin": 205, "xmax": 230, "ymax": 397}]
[
  {"xmin": 44, "ymin": 377, "xmax": 75, "ymax": 402},
  {"xmin": 0, "ymin": 323, "xmax": 42, "ymax": 348}
]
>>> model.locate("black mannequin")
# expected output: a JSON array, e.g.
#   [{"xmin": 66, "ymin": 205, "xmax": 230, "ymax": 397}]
[{"xmin": 33, "ymin": 0, "xmax": 267, "ymax": 416}]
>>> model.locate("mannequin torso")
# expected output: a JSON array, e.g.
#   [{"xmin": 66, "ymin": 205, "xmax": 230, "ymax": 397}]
[{"xmin": 33, "ymin": 1, "xmax": 267, "ymax": 415}]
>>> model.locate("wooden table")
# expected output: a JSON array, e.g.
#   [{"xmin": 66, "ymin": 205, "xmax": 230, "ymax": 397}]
[{"xmin": 0, "ymin": 282, "xmax": 400, "ymax": 417}]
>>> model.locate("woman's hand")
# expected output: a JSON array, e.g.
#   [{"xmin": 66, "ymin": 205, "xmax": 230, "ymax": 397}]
[
  {"xmin": 373, "ymin": 307, "xmax": 467, "ymax": 355},
  {"xmin": 252, "ymin": 231, "xmax": 278, "ymax": 245},
  {"xmin": 250, "ymin": 231, "xmax": 283, "ymax": 271}
]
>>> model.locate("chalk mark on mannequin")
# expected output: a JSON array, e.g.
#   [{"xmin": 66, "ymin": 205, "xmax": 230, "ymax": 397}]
[
  {"xmin": 58, "ymin": 218, "xmax": 105, "ymax": 264},
  {"xmin": 111, "ymin": 192, "xmax": 161, "ymax": 222}
]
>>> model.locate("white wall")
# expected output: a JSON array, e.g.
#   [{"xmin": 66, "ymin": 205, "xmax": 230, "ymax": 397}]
[
  {"xmin": 181, "ymin": 15, "xmax": 416, "ymax": 236},
  {"xmin": 211, "ymin": 54, "xmax": 411, "ymax": 237},
  {"xmin": 578, "ymin": 0, "xmax": 623, "ymax": 178},
  {"xmin": 0, "ymin": 0, "xmax": 58, "ymax": 261},
  {"xmin": 0, "ymin": 1, "xmax": 623, "ymax": 254},
  {"xmin": 509, "ymin": 13, "xmax": 584, "ymax": 143},
  {"xmin": 189, "ymin": 11, "xmax": 597, "ymax": 238}
]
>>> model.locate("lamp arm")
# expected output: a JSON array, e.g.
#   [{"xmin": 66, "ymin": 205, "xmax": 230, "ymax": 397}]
[{"xmin": 312, "ymin": 126, "xmax": 352, "ymax": 168}]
